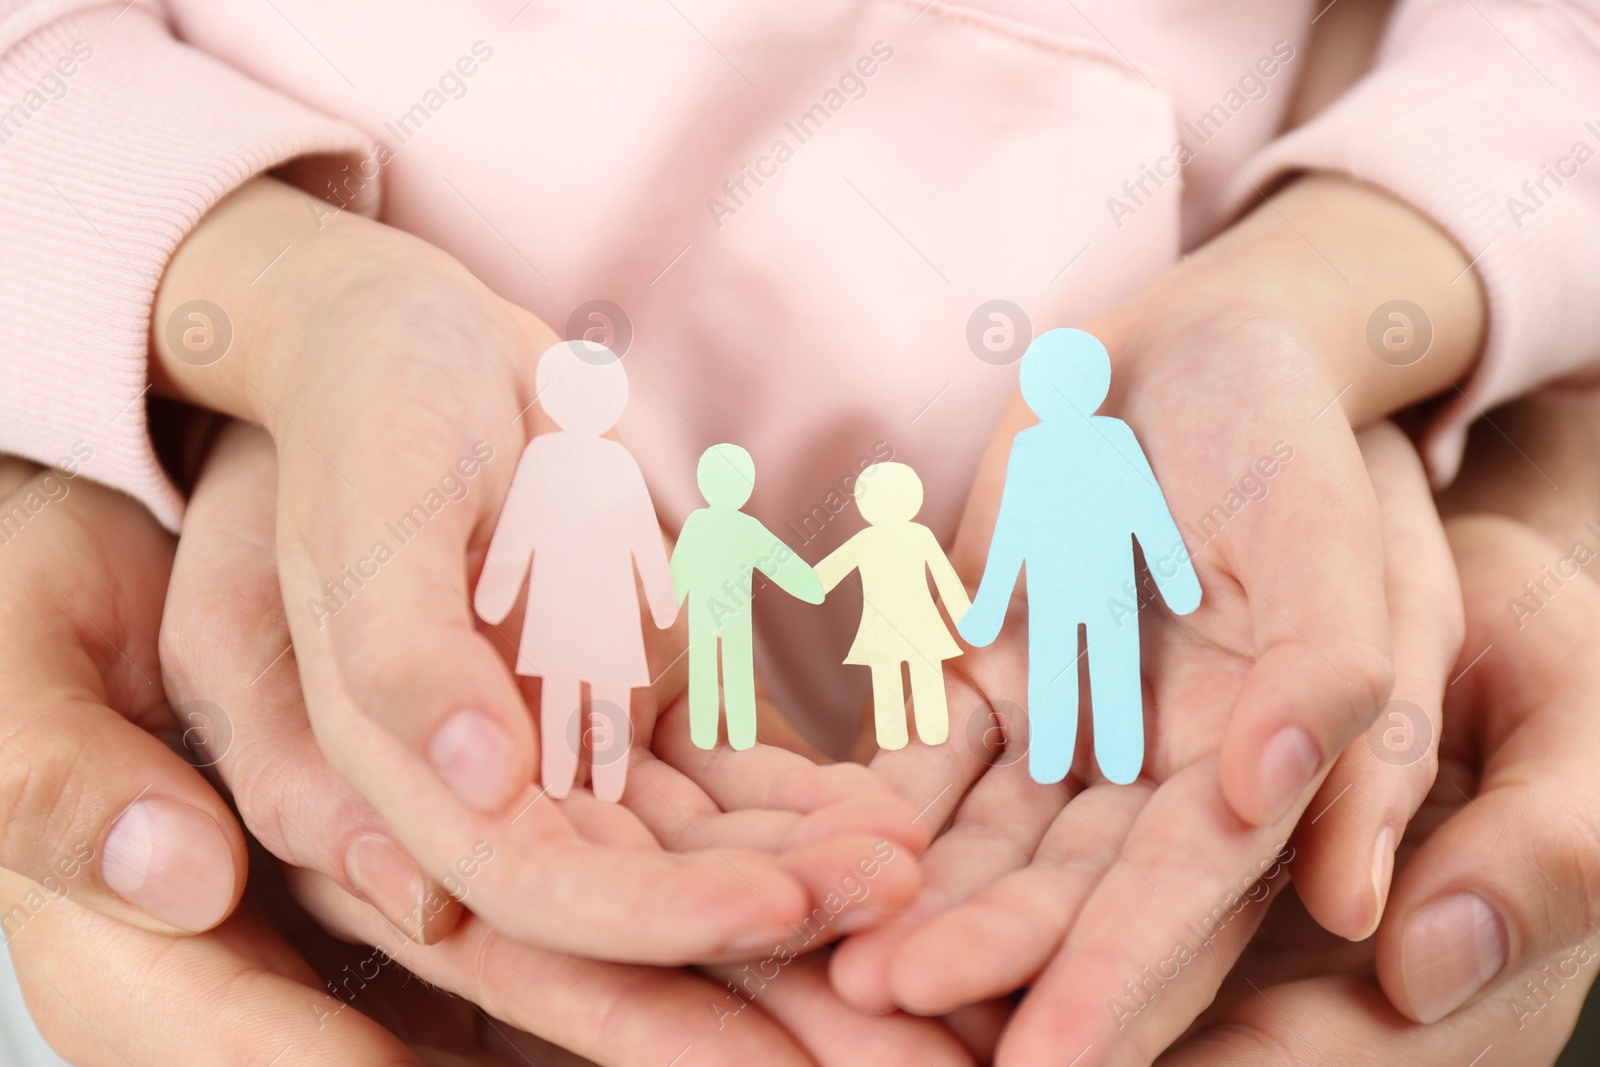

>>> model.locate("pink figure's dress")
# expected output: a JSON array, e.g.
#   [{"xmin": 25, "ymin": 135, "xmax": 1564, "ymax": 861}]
[{"xmin": 498, "ymin": 432, "xmax": 663, "ymax": 686}]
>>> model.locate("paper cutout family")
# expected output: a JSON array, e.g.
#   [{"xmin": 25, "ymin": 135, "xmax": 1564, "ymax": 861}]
[{"xmin": 474, "ymin": 329, "xmax": 1200, "ymax": 802}]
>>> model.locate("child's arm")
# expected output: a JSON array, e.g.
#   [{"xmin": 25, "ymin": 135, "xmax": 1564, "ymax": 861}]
[
  {"xmin": 751, "ymin": 521, "xmax": 824, "ymax": 604},
  {"xmin": 920, "ymin": 526, "xmax": 973, "ymax": 626},
  {"xmin": 812, "ymin": 538, "xmax": 859, "ymax": 595}
]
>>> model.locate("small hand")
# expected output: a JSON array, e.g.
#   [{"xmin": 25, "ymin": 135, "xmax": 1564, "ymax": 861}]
[{"xmin": 151, "ymin": 178, "xmax": 920, "ymax": 963}]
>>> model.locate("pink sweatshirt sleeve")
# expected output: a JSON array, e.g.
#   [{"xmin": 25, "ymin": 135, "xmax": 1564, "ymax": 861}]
[
  {"xmin": 1228, "ymin": 0, "xmax": 1600, "ymax": 483},
  {"xmin": 0, "ymin": 1, "xmax": 376, "ymax": 528}
]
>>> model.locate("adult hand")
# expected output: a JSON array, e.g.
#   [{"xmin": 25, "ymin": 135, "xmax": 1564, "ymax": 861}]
[
  {"xmin": 0, "ymin": 455, "xmax": 246, "ymax": 937},
  {"xmin": 1161, "ymin": 390, "xmax": 1600, "ymax": 1065},
  {"xmin": 0, "ymin": 453, "xmax": 439, "ymax": 1064},
  {"xmin": 150, "ymin": 177, "xmax": 926, "ymax": 963}
]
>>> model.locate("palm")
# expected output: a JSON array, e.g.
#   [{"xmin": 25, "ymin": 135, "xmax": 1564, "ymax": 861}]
[{"xmin": 833, "ymin": 316, "xmax": 1408, "ymax": 1067}]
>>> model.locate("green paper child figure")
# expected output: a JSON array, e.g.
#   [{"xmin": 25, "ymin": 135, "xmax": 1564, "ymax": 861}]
[
  {"xmin": 671, "ymin": 443, "xmax": 824, "ymax": 750},
  {"xmin": 814, "ymin": 461, "xmax": 971, "ymax": 750}
]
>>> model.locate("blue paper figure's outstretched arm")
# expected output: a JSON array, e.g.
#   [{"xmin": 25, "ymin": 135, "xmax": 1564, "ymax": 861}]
[
  {"xmin": 1109, "ymin": 420, "xmax": 1202, "ymax": 616},
  {"xmin": 957, "ymin": 451, "xmax": 1027, "ymax": 647}
]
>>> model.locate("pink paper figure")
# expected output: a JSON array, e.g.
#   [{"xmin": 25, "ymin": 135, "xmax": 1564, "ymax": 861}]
[{"xmin": 473, "ymin": 341, "xmax": 677, "ymax": 803}]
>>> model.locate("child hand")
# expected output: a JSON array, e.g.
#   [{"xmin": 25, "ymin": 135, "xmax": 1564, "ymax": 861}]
[
  {"xmin": 833, "ymin": 172, "xmax": 1484, "ymax": 1063},
  {"xmin": 151, "ymin": 177, "xmax": 928, "ymax": 962}
]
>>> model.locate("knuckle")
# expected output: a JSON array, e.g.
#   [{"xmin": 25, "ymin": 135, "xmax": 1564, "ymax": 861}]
[
  {"xmin": 0, "ymin": 709, "xmax": 94, "ymax": 875},
  {"xmin": 1544, "ymin": 790, "xmax": 1600, "ymax": 936}
]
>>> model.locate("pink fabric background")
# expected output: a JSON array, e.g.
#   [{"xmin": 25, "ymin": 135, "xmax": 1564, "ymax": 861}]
[{"xmin": 3, "ymin": 0, "xmax": 1598, "ymax": 747}]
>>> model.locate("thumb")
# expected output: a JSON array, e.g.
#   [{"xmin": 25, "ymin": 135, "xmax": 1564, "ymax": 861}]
[
  {"xmin": 1378, "ymin": 514, "xmax": 1600, "ymax": 1023},
  {"xmin": 0, "ymin": 466, "xmax": 247, "ymax": 934}
]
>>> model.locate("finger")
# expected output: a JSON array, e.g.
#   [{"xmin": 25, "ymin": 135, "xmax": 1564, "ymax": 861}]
[
  {"xmin": 830, "ymin": 731, "xmax": 1065, "ymax": 1013},
  {"xmin": 164, "ymin": 421, "xmax": 462, "ymax": 943},
  {"xmin": 889, "ymin": 782, "xmax": 1149, "ymax": 1015},
  {"xmin": 3, "ymin": 868, "xmax": 424, "ymax": 1067},
  {"xmin": 290, "ymin": 865, "xmax": 822, "ymax": 1067},
  {"xmin": 1291, "ymin": 422, "xmax": 1461, "ymax": 940},
  {"xmin": 993, "ymin": 758, "xmax": 1295, "ymax": 1067},
  {"xmin": 0, "ymin": 469, "xmax": 247, "ymax": 934},
  {"xmin": 1377, "ymin": 516, "xmax": 1600, "ymax": 1023},
  {"xmin": 1216, "ymin": 417, "xmax": 1396, "ymax": 827},
  {"xmin": 622, "ymin": 749, "xmax": 923, "ymax": 940},
  {"xmin": 702, "ymin": 952, "xmax": 977, "ymax": 1067},
  {"xmin": 272, "ymin": 329, "xmax": 542, "ymax": 817},
  {"xmin": 649, "ymin": 693, "xmax": 933, "ymax": 854},
  {"xmin": 192, "ymin": 425, "xmax": 810, "ymax": 962},
  {"xmin": 1159, "ymin": 968, "xmax": 1581, "ymax": 1067}
]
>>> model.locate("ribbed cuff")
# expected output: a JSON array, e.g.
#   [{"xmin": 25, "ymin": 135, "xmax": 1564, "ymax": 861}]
[
  {"xmin": 1224, "ymin": 0, "xmax": 1600, "ymax": 483},
  {"xmin": 0, "ymin": 3, "xmax": 377, "ymax": 528}
]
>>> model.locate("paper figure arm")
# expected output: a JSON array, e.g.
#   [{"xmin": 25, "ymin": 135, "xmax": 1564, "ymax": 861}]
[
  {"xmin": 668, "ymin": 513, "xmax": 700, "ymax": 609},
  {"xmin": 957, "ymin": 448, "xmax": 1027, "ymax": 647},
  {"xmin": 753, "ymin": 524, "xmax": 824, "ymax": 605},
  {"xmin": 1111, "ymin": 419, "xmax": 1202, "ymax": 616},
  {"xmin": 624, "ymin": 463, "xmax": 680, "ymax": 630},
  {"xmin": 473, "ymin": 442, "xmax": 542, "ymax": 624},
  {"xmin": 812, "ymin": 536, "xmax": 861, "ymax": 596},
  {"xmin": 921, "ymin": 527, "xmax": 973, "ymax": 626}
]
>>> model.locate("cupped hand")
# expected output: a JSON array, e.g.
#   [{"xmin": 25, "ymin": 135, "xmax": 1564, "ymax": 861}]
[
  {"xmin": 151, "ymin": 177, "xmax": 926, "ymax": 964},
  {"xmin": 0, "ymin": 452, "xmax": 444, "ymax": 1064},
  {"xmin": 831, "ymin": 417, "xmax": 1460, "ymax": 1064},
  {"xmin": 155, "ymin": 419, "xmax": 965, "ymax": 1066},
  {"xmin": 1162, "ymin": 392, "xmax": 1600, "ymax": 1065},
  {"xmin": 0, "ymin": 455, "xmax": 246, "ymax": 936}
]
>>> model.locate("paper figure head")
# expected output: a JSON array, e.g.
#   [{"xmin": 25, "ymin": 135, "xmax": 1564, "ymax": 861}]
[
  {"xmin": 1020, "ymin": 327, "xmax": 1111, "ymax": 421},
  {"xmin": 697, "ymin": 443, "xmax": 756, "ymax": 508},
  {"xmin": 537, "ymin": 340, "xmax": 627, "ymax": 435},
  {"xmin": 854, "ymin": 462, "xmax": 923, "ymax": 525}
]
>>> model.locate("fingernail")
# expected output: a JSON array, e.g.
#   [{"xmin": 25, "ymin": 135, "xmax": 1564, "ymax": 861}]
[
  {"xmin": 345, "ymin": 833, "xmax": 428, "ymax": 942},
  {"xmin": 1402, "ymin": 892, "xmax": 1508, "ymax": 1022},
  {"xmin": 428, "ymin": 710, "xmax": 517, "ymax": 813},
  {"xmin": 1358, "ymin": 824, "xmax": 1397, "ymax": 941},
  {"xmin": 101, "ymin": 798, "xmax": 236, "ymax": 931},
  {"xmin": 1257, "ymin": 726, "xmax": 1321, "ymax": 823}
]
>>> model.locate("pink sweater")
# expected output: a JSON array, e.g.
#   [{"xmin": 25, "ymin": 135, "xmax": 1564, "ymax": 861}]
[{"xmin": 4, "ymin": 0, "xmax": 1598, "ymax": 745}]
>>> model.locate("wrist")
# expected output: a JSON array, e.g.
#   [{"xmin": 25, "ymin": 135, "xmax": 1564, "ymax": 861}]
[
  {"xmin": 1100, "ymin": 174, "xmax": 1486, "ymax": 428},
  {"xmin": 151, "ymin": 176, "xmax": 478, "ymax": 432}
]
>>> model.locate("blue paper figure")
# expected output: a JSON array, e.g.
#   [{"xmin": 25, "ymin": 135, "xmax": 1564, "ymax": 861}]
[{"xmin": 957, "ymin": 328, "xmax": 1201, "ymax": 785}]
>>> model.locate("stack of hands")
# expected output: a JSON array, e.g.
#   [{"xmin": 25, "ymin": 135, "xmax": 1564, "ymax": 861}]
[{"xmin": 4, "ymin": 171, "xmax": 1598, "ymax": 1067}]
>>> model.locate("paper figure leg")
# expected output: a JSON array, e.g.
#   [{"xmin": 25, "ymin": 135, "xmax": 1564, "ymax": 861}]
[
  {"xmin": 869, "ymin": 662, "xmax": 910, "ymax": 750},
  {"xmin": 721, "ymin": 622, "xmax": 757, "ymax": 751},
  {"xmin": 687, "ymin": 613, "xmax": 720, "ymax": 750},
  {"xmin": 907, "ymin": 659, "xmax": 949, "ymax": 745},
  {"xmin": 1027, "ymin": 632, "xmax": 1080, "ymax": 785},
  {"xmin": 587, "ymin": 683, "xmax": 634, "ymax": 803},
  {"xmin": 540, "ymin": 674, "xmax": 582, "ymax": 799},
  {"xmin": 1086, "ymin": 620, "xmax": 1144, "ymax": 784}
]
